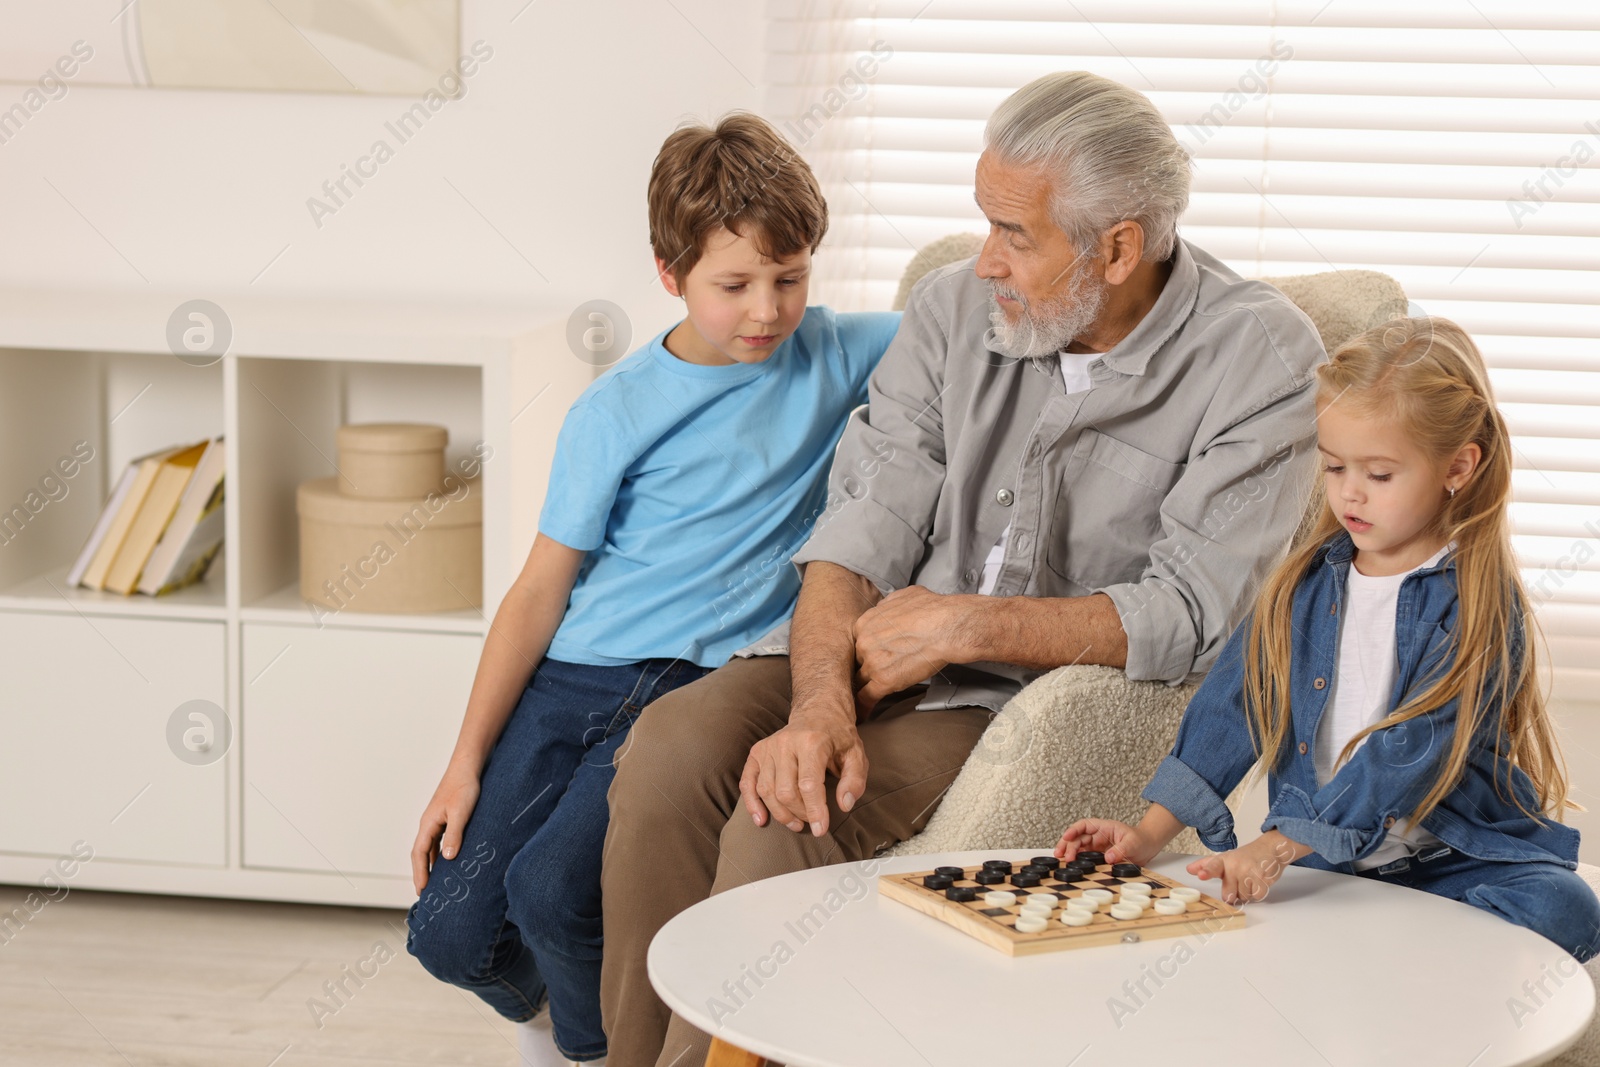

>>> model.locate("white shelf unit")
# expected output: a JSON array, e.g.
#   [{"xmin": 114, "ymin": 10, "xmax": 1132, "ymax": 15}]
[{"xmin": 0, "ymin": 290, "xmax": 593, "ymax": 907}]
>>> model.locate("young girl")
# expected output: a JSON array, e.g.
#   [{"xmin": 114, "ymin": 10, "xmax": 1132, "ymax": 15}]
[{"xmin": 1056, "ymin": 316, "xmax": 1600, "ymax": 962}]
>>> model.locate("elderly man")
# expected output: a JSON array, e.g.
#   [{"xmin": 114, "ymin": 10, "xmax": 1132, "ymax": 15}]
[{"xmin": 600, "ymin": 71, "xmax": 1325, "ymax": 1066}]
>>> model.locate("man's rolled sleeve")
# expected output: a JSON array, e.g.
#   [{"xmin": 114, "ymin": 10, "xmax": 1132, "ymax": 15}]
[
  {"xmin": 790, "ymin": 495, "xmax": 926, "ymax": 597},
  {"xmin": 790, "ymin": 278, "xmax": 949, "ymax": 595},
  {"xmin": 1096, "ymin": 362, "xmax": 1319, "ymax": 684}
]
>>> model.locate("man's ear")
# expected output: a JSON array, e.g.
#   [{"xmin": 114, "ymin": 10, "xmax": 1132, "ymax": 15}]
[
  {"xmin": 655, "ymin": 256, "xmax": 684, "ymax": 298},
  {"xmin": 1100, "ymin": 220, "xmax": 1146, "ymax": 286}
]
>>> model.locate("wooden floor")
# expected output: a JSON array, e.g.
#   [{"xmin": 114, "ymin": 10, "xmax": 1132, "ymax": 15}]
[{"xmin": 0, "ymin": 884, "xmax": 523, "ymax": 1066}]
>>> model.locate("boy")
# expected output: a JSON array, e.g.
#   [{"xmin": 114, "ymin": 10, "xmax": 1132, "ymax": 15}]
[{"xmin": 404, "ymin": 111, "xmax": 901, "ymax": 1067}]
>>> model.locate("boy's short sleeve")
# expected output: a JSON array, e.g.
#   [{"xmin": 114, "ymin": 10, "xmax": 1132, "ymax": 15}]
[
  {"xmin": 834, "ymin": 311, "xmax": 903, "ymax": 401},
  {"xmin": 536, "ymin": 397, "xmax": 632, "ymax": 553}
]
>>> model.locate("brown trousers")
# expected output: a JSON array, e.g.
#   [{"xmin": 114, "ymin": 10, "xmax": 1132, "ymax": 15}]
[{"xmin": 599, "ymin": 654, "xmax": 991, "ymax": 1067}]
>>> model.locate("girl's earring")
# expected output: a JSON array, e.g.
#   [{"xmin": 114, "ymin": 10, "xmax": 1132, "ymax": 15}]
[{"xmin": 1448, "ymin": 485, "xmax": 1456, "ymax": 498}]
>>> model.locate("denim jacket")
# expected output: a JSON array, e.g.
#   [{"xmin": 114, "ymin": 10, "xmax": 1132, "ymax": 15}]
[{"xmin": 1142, "ymin": 530, "xmax": 1579, "ymax": 872}]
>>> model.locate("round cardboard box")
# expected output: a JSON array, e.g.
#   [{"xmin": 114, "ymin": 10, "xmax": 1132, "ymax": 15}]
[
  {"xmin": 336, "ymin": 422, "xmax": 448, "ymax": 500},
  {"xmin": 298, "ymin": 475, "xmax": 481, "ymax": 613}
]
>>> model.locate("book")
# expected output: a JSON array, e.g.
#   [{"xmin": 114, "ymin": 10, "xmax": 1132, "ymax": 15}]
[
  {"xmin": 138, "ymin": 437, "xmax": 225, "ymax": 596},
  {"xmin": 145, "ymin": 490, "xmax": 223, "ymax": 596},
  {"xmin": 66, "ymin": 464, "xmax": 137, "ymax": 588},
  {"xmin": 78, "ymin": 443, "xmax": 190, "ymax": 591},
  {"xmin": 102, "ymin": 440, "xmax": 210, "ymax": 595}
]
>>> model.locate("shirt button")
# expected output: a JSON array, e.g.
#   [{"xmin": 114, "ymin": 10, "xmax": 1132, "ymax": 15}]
[
  {"xmin": 996, "ymin": 488, "xmax": 1015, "ymax": 507},
  {"xmin": 1313, "ymin": 677, "xmax": 1327, "ymax": 690},
  {"xmin": 964, "ymin": 569, "xmax": 978, "ymax": 585},
  {"xmin": 1384, "ymin": 816, "xmax": 1397, "ymax": 829},
  {"xmin": 1013, "ymin": 532, "xmax": 1030, "ymax": 552},
  {"xmin": 1330, "ymin": 603, "xmax": 1338, "ymax": 615},
  {"xmin": 1298, "ymin": 741, "xmax": 1308, "ymax": 755}
]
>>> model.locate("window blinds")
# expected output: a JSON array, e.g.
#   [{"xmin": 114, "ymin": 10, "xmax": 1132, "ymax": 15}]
[{"xmin": 767, "ymin": 0, "xmax": 1600, "ymax": 699}]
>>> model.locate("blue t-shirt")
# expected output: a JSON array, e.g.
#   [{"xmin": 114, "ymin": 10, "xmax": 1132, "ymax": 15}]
[{"xmin": 537, "ymin": 305, "xmax": 902, "ymax": 668}]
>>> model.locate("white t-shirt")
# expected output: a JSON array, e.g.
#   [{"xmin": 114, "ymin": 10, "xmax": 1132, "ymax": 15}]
[
  {"xmin": 977, "ymin": 351, "xmax": 1098, "ymax": 595},
  {"xmin": 1314, "ymin": 542, "xmax": 1452, "ymax": 871}
]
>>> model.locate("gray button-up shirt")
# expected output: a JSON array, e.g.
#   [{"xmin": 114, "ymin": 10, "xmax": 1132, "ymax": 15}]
[{"xmin": 733, "ymin": 238, "xmax": 1326, "ymax": 712}]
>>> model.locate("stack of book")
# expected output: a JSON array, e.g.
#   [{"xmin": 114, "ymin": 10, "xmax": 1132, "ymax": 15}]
[{"xmin": 67, "ymin": 437, "xmax": 226, "ymax": 596}]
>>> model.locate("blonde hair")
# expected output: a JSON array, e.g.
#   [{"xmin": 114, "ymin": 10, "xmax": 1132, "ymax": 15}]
[{"xmin": 1241, "ymin": 316, "xmax": 1574, "ymax": 826}]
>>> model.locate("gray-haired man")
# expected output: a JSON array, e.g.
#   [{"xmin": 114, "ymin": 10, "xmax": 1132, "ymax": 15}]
[{"xmin": 600, "ymin": 70, "xmax": 1327, "ymax": 1067}]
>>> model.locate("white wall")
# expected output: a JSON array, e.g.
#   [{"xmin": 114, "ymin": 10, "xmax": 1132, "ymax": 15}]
[{"xmin": 0, "ymin": 0, "xmax": 767, "ymax": 343}]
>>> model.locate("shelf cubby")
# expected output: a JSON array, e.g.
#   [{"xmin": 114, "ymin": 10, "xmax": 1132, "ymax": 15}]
[{"xmin": 0, "ymin": 290, "xmax": 592, "ymax": 906}]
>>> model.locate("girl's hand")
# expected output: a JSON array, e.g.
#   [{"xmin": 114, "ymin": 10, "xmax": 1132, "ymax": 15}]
[
  {"xmin": 1186, "ymin": 831, "xmax": 1302, "ymax": 906},
  {"xmin": 410, "ymin": 761, "xmax": 482, "ymax": 895},
  {"xmin": 1054, "ymin": 817, "xmax": 1159, "ymax": 867}
]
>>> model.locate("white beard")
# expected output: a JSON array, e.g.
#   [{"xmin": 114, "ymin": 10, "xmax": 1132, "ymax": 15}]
[{"xmin": 986, "ymin": 257, "xmax": 1110, "ymax": 362}]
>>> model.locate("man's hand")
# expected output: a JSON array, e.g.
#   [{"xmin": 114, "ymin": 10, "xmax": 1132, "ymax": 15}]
[
  {"xmin": 739, "ymin": 708, "xmax": 868, "ymax": 837},
  {"xmin": 1186, "ymin": 830, "xmax": 1310, "ymax": 906},
  {"xmin": 852, "ymin": 585, "xmax": 974, "ymax": 716}
]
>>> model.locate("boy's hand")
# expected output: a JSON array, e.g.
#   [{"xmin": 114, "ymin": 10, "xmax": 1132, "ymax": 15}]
[
  {"xmin": 1186, "ymin": 830, "xmax": 1307, "ymax": 906},
  {"xmin": 740, "ymin": 708, "xmax": 867, "ymax": 837},
  {"xmin": 410, "ymin": 762, "xmax": 482, "ymax": 895},
  {"xmin": 1054, "ymin": 818, "xmax": 1159, "ymax": 867}
]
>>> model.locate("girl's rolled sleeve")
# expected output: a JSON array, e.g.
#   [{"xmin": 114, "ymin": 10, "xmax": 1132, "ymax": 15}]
[
  {"xmin": 1139, "ymin": 611, "xmax": 1264, "ymax": 852},
  {"xmin": 1259, "ymin": 783, "xmax": 1377, "ymax": 864},
  {"xmin": 1142, "ymin": 754, "xmax": 1240, "ymax": 852}
]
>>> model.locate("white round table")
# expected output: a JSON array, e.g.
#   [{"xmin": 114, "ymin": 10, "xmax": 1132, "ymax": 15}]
[{"xmin": 649, "ymin": 849, "xmax": 1594, "ymax": 1067}]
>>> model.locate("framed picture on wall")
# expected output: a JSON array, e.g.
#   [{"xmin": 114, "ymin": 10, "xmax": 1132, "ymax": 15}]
[{"xmin": 0, "ymin": 0, "xmax": 461, "ymax": 96}]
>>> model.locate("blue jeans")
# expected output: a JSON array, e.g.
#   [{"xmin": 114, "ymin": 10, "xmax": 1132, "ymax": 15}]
[
  {"xmin": 405, "ymin": 655, "xmax": 712, "ymax": 1061},
  {"xmin": 1354, "ymin": 844, "xmax": 1600, "ymax": 962}
]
